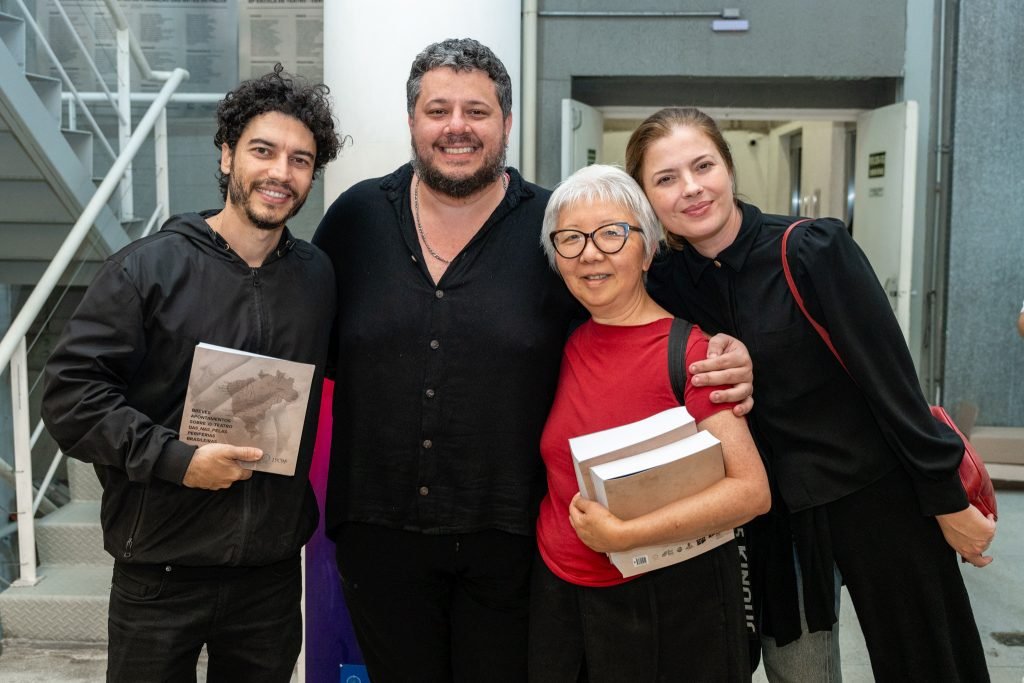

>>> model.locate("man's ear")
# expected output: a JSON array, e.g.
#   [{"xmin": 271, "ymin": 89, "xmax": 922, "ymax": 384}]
[{"xmin": 220, "ymin": 142, "xmax": 233, "ymax": 175}]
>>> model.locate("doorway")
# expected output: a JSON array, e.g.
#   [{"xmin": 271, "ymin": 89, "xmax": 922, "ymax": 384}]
[{"xmin": 560, "ymin": 101, "xmax": 918, "ymax": 338}]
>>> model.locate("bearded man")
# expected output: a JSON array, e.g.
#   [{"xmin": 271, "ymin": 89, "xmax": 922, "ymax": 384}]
[
  {"xmin": 42, "ymin": 65, "xmax": 340, "ymax": 681},
  {"xmin": 312, "ymin": 39, "xmax": 752, "ymax": 682}
]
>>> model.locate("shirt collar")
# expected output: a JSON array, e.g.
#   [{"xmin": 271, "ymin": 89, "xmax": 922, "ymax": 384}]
[{"xmin": 678, "ymin": 201, "xmax": 763, "ymax": 283}]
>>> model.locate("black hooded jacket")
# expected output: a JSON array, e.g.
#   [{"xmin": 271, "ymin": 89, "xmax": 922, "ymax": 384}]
[{"xmin": 41, "ymin": 211, "xmax": 334, "ymax": 566}]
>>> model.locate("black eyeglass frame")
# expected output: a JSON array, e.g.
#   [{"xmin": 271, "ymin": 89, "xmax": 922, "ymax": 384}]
[{"xmin": 548, "ymin": 222, "xmax": 643, "ymax": 259}]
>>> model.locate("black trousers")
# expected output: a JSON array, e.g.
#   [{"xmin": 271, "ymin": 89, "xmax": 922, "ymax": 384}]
[
  {"xmin": 106, "ymin": 555, "xmax": 302, "ymax": 683},
  {"xmin": 334, "ymin": 522, "xmax": 534, "ymax": 683},
  {"xmin": 827, "ymin": 466, "xmax": 990, "ymax": 682},
  {"xmin": 528, "ymin": 541, "xmax": 750, "ymax": 683}
]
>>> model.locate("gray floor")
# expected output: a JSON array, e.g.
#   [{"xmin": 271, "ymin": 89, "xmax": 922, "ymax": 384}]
[{"xmin": 1, "ymin": 491, "xmax": 1022, "ymax": 682}]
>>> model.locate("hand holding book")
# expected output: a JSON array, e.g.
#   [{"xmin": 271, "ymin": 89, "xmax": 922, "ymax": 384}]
[
  {"xmin": 568, "ymin": 492, "xmax": 630, "ymax": 554},
  {"xmin": 182, "ymin": 443, "xmax": 264, "ymax": 490},
  {"xmin": 178, "ymin": 343, "xmax": 315, "ymax": 477}
]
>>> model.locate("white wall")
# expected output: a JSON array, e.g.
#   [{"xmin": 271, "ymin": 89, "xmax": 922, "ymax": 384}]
[
  {"xmin": 725, "ymin": 130, "xmax": 770, "ymax": 210},
  {"xmin": 322, "ymin": 1, "xmax": 521, "ymax": 203}
]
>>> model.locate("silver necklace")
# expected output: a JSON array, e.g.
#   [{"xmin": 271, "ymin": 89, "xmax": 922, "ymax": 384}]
[{"xmin": 413, "ymin": 171, "xmax": 509, "ymax": 265}]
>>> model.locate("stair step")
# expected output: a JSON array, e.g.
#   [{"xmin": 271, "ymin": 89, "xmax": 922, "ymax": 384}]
[
  {"xmin": 68, "ymin": 457, "xmax": 103, "ymax": 502},
  {"xmin": 62, "ymin": 128, "xmax": 94, "ymax": 177},
  {"xmin": 0, "ymin": 564, "xmax": 110, "ymax": 641},
  {"xmin": 26, "ymin": 72, "xmax": 62, "ymax": 124},
  {"xmin": 36, "ymin": 500, "xmax": 110, "ymax": 565},
  {"xmin": 0, "ymin": 11, "xmax": 26, "ymax": 72}
]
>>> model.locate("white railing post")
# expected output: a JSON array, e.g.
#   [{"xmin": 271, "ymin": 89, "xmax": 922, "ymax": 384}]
[
  {"xmin": 10, "ymin": 337, "xmax": 39, "ymax": 586},
  {"xmin": 155, "ymin": 107, "xmax": 169, "ymax": 227},
  {"xmin": 117, "ymin": 26, "xmax": 134, "ymax": 221}
]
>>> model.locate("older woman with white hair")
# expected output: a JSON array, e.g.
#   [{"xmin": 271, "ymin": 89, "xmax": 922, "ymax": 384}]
[{"xmin": 529, "ymin": 164, "xmax": 770, "ymax": 682}]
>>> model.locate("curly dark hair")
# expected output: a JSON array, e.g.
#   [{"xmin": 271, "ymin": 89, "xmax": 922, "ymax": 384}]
[{"xmin": 214, "ymin": 63, "xmax": 341, "ymax": 199}]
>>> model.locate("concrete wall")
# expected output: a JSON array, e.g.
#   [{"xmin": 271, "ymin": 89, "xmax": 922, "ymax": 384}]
[
  {"xmin": 944, "ymin": 0, "xmax": 1024, "ymax": 426},
  {"xmin": 535, "ymin": 0, "xmax": 907, "ymax": 188}
]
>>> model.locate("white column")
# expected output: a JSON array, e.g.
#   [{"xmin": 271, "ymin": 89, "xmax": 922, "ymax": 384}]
[{"xmin": 322, "ymin": 1, "xmax": 522, "ymax": 203}]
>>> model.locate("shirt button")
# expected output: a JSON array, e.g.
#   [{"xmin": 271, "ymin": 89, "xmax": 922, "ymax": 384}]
[
  {"xmin": 435, "ymin": 289, "xmax": 444, "ymax": 299},
  {"xmin": 713, "ymin": 260, "xmax": 722, "ymax": 268},
  {"xmin": 429, "ymin": 339, "xmax": 440, "ymax": 350},
  {"xmin": 419, "ymin": 486, "xmax": 429, "ymax": 496},
  {"xmin": 425, "ymin": 389, "xmax": 435, "ymax": 398},
  {"xmin": 422, "ymin": 439, "xmax": 433, "ymax": 449}
]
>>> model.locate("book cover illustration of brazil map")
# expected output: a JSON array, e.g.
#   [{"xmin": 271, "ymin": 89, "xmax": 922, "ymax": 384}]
[{"xmin": 178, "ymin": 343, "xmax": 315, "ymax": 476}]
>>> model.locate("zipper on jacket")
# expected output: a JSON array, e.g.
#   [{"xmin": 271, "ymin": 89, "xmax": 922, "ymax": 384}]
[
  {"xmin": 123, "ymin": 487, "xmax": 147, "ymax": 559},
  {"xmin": 239, "ymin": 472, "xmax": 252, "ymax": 561},
  {"xmin": 251, "ymin": 267, "xmax": 266, "ymax": 353}
]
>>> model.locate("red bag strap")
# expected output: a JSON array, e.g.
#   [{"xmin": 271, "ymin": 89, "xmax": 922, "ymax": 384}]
[{"xmin": 781, "ymin": 219, "xmax": 849, "ymax": 373}]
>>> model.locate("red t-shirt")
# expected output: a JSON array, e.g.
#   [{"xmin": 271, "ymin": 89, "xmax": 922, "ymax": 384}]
[{"xmin": 536, "ymin": 318, "xmax": 733, "ymax": 587}]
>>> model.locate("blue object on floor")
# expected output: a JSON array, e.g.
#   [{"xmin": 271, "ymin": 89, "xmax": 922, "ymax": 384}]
[{"xmin": 340, "ymin": 663, "xmax": 370, "ymax": 683}]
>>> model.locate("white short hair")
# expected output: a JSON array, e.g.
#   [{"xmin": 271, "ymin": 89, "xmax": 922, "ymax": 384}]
[{"xmin": 540, "ymin": 164, "xmax": 661, "ymax": 269}]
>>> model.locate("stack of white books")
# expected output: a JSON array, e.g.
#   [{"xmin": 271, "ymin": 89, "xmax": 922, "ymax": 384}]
[{"xmin": 569, "ymin": 406, "xmax": 734, "ymax": 578}]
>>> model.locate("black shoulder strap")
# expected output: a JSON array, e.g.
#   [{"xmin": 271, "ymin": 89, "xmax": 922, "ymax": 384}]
[{"xmin": 668, "ymin": 317, "xmax": 693, "ymax": 405}]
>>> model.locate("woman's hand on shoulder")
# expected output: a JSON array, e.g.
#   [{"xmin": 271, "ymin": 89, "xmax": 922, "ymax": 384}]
[
  {"xmin": 690, "ymin": 332, "xmax": 754, "ymax": 416},
  {"xmin": 935, "ymin": 505, "xmax": 997, "ymax": 567},
  {"xmin": 569, "ymin": 493, "xmax": 629, "ymax": 554}
]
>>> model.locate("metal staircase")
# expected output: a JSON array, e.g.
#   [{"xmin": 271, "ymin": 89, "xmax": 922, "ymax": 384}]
[
  {"xmin": 0, "ymin": 458, "xmax": 108, "ymax": 640},
  {"xmin": 0, "ymin": 0, "xmax": 187, "ymax": 643},
  {"xmin": 0, "ymin": 6, "xmax": 129, "ymax": 286}
]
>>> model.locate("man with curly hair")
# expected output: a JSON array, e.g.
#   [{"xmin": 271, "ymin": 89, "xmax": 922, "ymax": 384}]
[{"xmin": 41, "ymin": 64, "xmax": 340, "ymax": 682}]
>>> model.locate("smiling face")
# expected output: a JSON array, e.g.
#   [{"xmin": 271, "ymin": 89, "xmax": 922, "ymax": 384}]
[
  {"xmin": 220, "ymin": 111, "xmax": 316, "ymax": 232},
  {"xmin": 640, "ymin": 124, "xmax": 742, "ymax": 257},
  {"xmin": 553, "ymin": 199, "xmax": 651, "ymax": 323},
  {"xmin": 409, "ymin": 67, "xmax": 512, "ymax": 198}
]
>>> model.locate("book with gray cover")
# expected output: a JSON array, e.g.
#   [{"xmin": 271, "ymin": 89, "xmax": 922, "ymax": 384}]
[{"xmin": 178, "ymin": 343, "xmax": 315, "ymax": 476}]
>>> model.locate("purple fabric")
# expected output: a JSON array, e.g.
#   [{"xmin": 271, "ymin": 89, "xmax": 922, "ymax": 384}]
[{"xmin": 306, "ymin": 380, "xmax": 363, "ymax": 682}]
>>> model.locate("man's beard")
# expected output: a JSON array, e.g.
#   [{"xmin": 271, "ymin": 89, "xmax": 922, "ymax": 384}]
[
  {"xmin": 412, "ymin": 134, "xmax": 507, "ymax": 199},
  {"xmin": 227, "ymin": 169, "xmax": 308, "ymax": 232}
]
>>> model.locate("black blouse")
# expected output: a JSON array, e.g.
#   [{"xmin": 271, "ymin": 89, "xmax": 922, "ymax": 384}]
[{"xmin": 647, "ymin": 201, "xmax": 966, "ymax": 516}]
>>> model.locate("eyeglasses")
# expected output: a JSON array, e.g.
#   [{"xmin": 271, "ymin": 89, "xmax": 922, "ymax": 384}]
[{"xmin": 549, "ymin": 222, "xmax": 642, "ymax": 259}]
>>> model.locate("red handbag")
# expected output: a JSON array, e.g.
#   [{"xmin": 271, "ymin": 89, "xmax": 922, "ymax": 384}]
[{"xmin": 781, "ymin": 220, "xmax": 997, "ymax": 520}]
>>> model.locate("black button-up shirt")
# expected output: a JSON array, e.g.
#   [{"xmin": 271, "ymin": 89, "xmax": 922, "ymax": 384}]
[{"xmin": 314, "ymin": 165, "xmax": 581, "ymax": 536}]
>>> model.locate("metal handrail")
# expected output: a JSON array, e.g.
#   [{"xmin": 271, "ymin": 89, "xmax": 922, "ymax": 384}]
[
  {"xmin": 10, "ymin": 0, "xmax": 117, "ymax": 159},
  {"xmin": 100, "ymin": 0, "xmax": 173, "ymax": 81},
  {"xmin": 50, "ymin": 0, "xmax": 123, "ymax": 124},
  {"xmin": 0, "ymin": 69, "xmax": 188, "ymax": 375},
  {"xmin": 1, "ymin": 0, "xmax": 190, "ymax": 585},
  {"xmin": 3, "ymin": 70, "xmax": 188, "ymax": 584}
]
